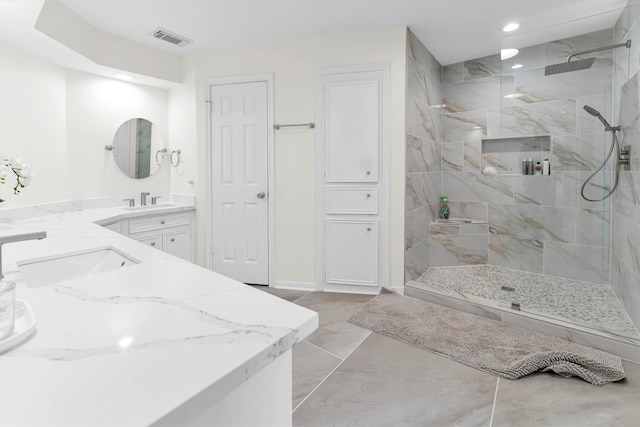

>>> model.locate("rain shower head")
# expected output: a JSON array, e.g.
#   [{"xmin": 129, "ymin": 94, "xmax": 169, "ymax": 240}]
[
  {"xmin": 544, "ymin": 58, "xmax": 595, "ymax": 75},
  {"xmin": 544, "ymin": 39, "xmax": 631, "ymax": 76},
  {"xmin": 583, "ymin": 105, "xmax": 614, "ymax": 131}
]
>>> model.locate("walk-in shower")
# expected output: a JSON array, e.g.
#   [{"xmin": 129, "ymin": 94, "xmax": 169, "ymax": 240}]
[{"xmin": 404, "ymin": 1, "xmax": 639, "ymax": 361}]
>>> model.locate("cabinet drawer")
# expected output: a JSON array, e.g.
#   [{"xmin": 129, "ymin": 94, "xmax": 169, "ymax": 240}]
[
  {"xmin": 129, "ymin": 213, "xmax": 191, "ymax": 234},
  {"xmin": 326, "ymin": 188, "xmax": 378, "ymax": 214},
  {"xmin": 137, "ymin": 234, "xmax": 163, "ymax": 250}
]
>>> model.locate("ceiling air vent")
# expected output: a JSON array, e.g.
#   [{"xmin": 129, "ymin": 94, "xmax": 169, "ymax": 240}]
[{"xmin": 152, "ymin": 28, "xmax": 192, "ymax": 47}]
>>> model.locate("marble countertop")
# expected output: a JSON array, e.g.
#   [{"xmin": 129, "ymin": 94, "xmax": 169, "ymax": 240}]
[{"xmin": 0, "ymin": 204, "xmax": 318, "ymax": 426}]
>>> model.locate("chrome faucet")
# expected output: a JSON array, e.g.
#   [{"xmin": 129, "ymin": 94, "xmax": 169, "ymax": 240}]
[
  {"xmin": 0, "ymin": 231, "xmax": 47, "ymax": 279},
  {"xmin": 140, "ymin": 192, "xmax": 151, "ymax": 206}
]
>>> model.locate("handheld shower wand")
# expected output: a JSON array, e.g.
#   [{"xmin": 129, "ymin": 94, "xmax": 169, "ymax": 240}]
[{"xmin": 580, "ymin": 105, "xmax": 630, "ymax": 202}]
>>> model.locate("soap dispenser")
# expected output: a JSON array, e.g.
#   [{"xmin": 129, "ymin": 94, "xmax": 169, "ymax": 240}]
[{"xmin": 439, "ymin": 196, "xmax": 450, "ymax": 220}]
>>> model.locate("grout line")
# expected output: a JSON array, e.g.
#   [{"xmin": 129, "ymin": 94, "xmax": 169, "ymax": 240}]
[
  {"xmin": 489, "ymin": 377, "xmax": 499, "ymax": 427},
  {"xmin": 303, "ymin": 339, "xmax": 343, "ymax": 360},
  {"xmin": 292, "ymin": 331, "xmax": 372, "ymax": 414}
]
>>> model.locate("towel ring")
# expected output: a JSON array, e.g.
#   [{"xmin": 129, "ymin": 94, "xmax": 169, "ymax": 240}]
[
  {"xmin": 155, "ymin": 148, "xmax": 167, "ymax": 166},
  {"xmin": 171, "ymin": 149, "xmax": 181, "ymax": 167}
]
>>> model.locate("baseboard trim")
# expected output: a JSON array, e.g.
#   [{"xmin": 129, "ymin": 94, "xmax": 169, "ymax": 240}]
[{"xmin": 271, "ymin": 281, "xmax": 317, "ymax": 291}]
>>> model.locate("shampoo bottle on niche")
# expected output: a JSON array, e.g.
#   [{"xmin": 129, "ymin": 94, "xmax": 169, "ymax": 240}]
[
  {"xmin": 439, "ymin": 196, "xmax": 449, "ymax": 220},
  {"xmin": 543, "ymin": 157, "xmax": 550, "ymax": 175}
]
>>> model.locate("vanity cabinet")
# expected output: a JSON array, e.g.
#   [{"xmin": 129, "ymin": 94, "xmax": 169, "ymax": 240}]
[
  {"xmin": 102, "ymin": 211, "xmax": 194, "ymax": 262},
  {"xmin": 126, "ymin": 212, "xmax": 193, "ymax": 262}
]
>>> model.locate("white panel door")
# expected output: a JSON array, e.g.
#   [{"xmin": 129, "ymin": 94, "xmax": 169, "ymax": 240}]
[
  {"xmin": 324, "ymin": 75, "xmax": 380, "ymax": 182},
  {"xmin": 210, "ymin": 81, "xmax": 269, "ymax": 284},
  {"xmin": 325, "ymin": 219, "xmax": 379, "ymax": 286}
]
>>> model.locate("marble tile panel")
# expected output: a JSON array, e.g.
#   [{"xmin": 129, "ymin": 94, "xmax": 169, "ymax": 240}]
[
  {"xmin": 544, "ymin": 29, "xmax": 614, "ymax": 66},
  {"xmin": 551, "ymin": 133, "xmax": 610, "ymax": 172},
  {"xmin": 442, "ymin": 142, "xmax": 464, "ymax": 171},
  {"xmin": 612, "ymin": 170, "xmax": 639, "ymax": 224},
  {"xmin": 442, "ymin": 172, "xmax": 513, "ymax": 203},
  {"xmin": 612, "ymin": 212, "xmax": 640, "ymax": 277},
  {"xmin": 430, "ymin": 222, "xmax": 488, "ymax": 236},
  {"xmin": 611, "ymin": 253, "xmax": 640, "ymax": 334},
  {"xmin": 447, "ymin": 201, "xmax": 488, "ymax": 221},
  {"xmin": 487, "ymin": 99, "xmax": 577, "ymax": 138},
  {"xmin": 574, "ymin": 170, "xmax": 614, "ymax": 210},
  {"xmin": 464, "ymin": 139, "xmax": 482, "ymax": 172},
  {"xmin": 615, "ymin": 1, "xmax": 640, "ymax": 43},
  {"xmin": 405, "ymin": 212, "xmax": 416, "ymax": 251},
  {"xmin": 292, "ymin": 340, "xmax": 341, "ymax": 409},
  {"xmin": 442, "ymin": 62, "xmax": 463, "ymax": 85},
  {"xmin": 407, "ymin": 29, "xmax": 441, "ymax": 80},
  {"xmin": 576, "ymin": 208, "xmax": 611, "ymax": 247},
  {"xmin": 500, "ymin": 45, "xmax": 545, "ymax": 75},
  {"xmin": 620, "ymin": 70, "xmax": 640, "ymax": 126},
  {"xmin": 406, "ymin": 57, "xmax": 426, "ymax": 102},
  {"xmin": 576, "ymin": 94, "xmax": 613, "ymax": 134},
  {"xmin": 514, "ymin": 60, "xmax": 612, "ymax": 104},
  {"xmin": 492, "ymin": 362, "xmax": 640, "ymax": 427},
  {"xmin": 513, "ymin": 173, "xmax": 578, "ymax": 208},
  {"xmin": 293, "ymin": 332, "xmax": 496, "ymax": 427},
  {"xmin": 443, "ymin": 76, "xmax": 502, "ymax": 113},
  {"xmin": 424, "ymin": 171, "xmax": 442, "ymax": 204},
  {"xmin": 405, "ymin": 98, "xmax": 415, "ymax": 134},
  {"xmin": 405, "ymin": 240, "xmax": 429, "ymax": 282},
  {"xmin": 489, "ymin": 203, "xmax": 576, "ymax": 243},
  {"xmin": 442, "ymin": 110, "xmax": 487, "ymax": 143},
  {"xmin": 429, "ymin": 233, "xmax": 488, "ymax": 267},
  {"xmin": 414, "ymin": 101, "xmax": 441, "ymax": 142},
  {"xmin": 628, "ymin": 20, "xmax": 640, "ymax": 79},
  {"xmin": 405, "ymin": 173, "xmax": 420, "ymax": 212},
  {"xmin": 464, "ymin": 53, "xmax": 501, "ymax": 81},
  {"xmin": 488, "ymin": 234, "xmax": 544, "ymax": 273},
  {"xmin": 406, "ymin": 134, "xmax": 440, "ymax": 173},
  {"xmin": 543, "ymin": 242, "xmax": 610, "ymax": 284}
]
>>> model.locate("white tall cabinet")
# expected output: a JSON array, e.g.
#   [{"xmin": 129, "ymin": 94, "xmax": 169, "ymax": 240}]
[{"xmin": 315, "ymin": 65, "xmax": 389, "ymax": 294}]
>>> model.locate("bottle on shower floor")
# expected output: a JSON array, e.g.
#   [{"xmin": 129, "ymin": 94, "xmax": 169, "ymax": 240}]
[{"xmin": 439, "ymin": 196, "xmax": 449, "ymax": 220}]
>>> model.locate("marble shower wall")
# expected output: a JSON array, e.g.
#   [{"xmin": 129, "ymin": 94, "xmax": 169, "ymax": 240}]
[
  {"xmin": 612, "ymin": 0, "xmax": 640, "ymax": 330},
  {"xmin": 440, "ymin": 28, "xmax": 617, "ymax": 284},
  {"xmin": 405, "ymin": 29, "xmax": 443, "ymax": 281}
]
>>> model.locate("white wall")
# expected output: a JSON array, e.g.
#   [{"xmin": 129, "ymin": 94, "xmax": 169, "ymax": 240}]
[
  {"xmin": 0, "ymin": 40, "xmax": 173, "ymax": 207},
  {"xmin": 170, "ymin": 27, "xmax": 407, "ymax": 288},
  {"xmin": 0, "ymin": 41, "xmax": 69, "ymax": 206},
  {"xmin": 65, "ymin": 70, "xmax": 170, "ymax": 199}
]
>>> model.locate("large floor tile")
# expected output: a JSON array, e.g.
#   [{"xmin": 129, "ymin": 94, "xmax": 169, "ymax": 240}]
[
  {"xmin": 293, "ymin": 332, "xmax": 497, "ymax": 427},
  {"xmin": 249, "ymin": 285, "xmax": 310, "ymax": 302},
  {"xmin": 295, "ymin": 292, "xmax": 375, "ymax": 358},
  {"xmin": 292, "ymin": 341, "xmax": 342, "ymax": 410},
  {"xmin": 492, "ymin": 360, "xmax": 640, "ymax": 427}
]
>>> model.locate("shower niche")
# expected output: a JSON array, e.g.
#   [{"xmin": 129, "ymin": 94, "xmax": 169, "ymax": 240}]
[{"xmin": 481, "ymin": 135, "xmax": 551, "ymax": 175}]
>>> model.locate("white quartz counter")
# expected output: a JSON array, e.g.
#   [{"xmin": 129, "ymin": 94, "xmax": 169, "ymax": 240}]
[{"xmin": 0, "ymin": 204, "xmax": 318, "ymax": 426}]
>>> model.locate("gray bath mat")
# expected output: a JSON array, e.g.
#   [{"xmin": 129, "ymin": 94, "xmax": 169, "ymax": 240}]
[{"xmin": 349, "ymin": 292, "xmax": 626, "ymax": 385}]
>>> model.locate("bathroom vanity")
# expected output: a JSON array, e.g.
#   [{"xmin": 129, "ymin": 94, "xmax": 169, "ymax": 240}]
[{"xmin": 0, "ymin": 203, "xmax": 318, "ymax": 426}]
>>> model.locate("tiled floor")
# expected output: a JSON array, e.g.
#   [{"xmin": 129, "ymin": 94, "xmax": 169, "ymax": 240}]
[{"xmin": 252, "ymin": 286, "xmax": 640, "ymax": 427}]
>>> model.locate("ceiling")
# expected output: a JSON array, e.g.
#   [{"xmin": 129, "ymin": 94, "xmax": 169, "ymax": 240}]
[{"xmin": 0, "ymin": 0, "xmax": 631, "ymax": 87}]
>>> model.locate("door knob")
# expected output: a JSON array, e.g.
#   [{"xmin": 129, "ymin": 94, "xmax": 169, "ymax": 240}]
[{"xmin": 256, "ymin": 192, "xmax": 266, "ymax": 199}]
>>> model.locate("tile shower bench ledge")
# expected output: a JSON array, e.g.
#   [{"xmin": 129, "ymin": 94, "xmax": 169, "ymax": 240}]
[{"xmin": 0, "ymin": 206, "xmax": 318, "ymax": 426}]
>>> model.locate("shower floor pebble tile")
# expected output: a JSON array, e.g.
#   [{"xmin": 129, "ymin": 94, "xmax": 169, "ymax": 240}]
[{"xmin": 418, "ymin": 265, "xmax": 640, "ymax": 338}]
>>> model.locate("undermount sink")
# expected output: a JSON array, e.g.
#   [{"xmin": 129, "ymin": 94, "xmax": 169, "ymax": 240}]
[
  {"xmin": 123, "ymin": 203, "xmax": 176, "ymax": 211},
  {"xmin": 17, "ymin": 246, "xmax": 140, "ymax": 288}
]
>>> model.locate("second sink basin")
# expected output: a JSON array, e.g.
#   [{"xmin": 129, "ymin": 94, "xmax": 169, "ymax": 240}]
[{"xmin": 17, "ymin": 246, "xmax": 140, "ymax": 288}]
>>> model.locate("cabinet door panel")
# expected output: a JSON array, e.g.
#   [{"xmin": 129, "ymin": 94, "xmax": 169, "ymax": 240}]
[
  {"xmin": 325, "ymin": 220, "xmax": 378, "ymax": 287},
  {"xmin": 164, "ymin": 229, "xmax": 192, "ymax": 261},
  {"xmin": 137, "ymin": 234, "xmax": 163, "ymax": 250}
]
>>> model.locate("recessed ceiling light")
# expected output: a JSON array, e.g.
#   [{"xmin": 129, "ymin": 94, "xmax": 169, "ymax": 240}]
[
  {"xmin": 113, "ymin": 73, "xmax": 134, "ymax": 81},
  {"xmin": 501, "ymin": 48, "xmax": 519, "ymax": 60},
  {"xmin": 503, "ymin": 23, "xmax": 520, "ymax": 32},
  {"xmin": 511, "ymin": 64, "xmax": 524, "ymax": 69}
]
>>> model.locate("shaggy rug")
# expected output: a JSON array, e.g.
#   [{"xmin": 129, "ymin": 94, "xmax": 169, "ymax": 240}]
[{"xmin": 348, "ymin": 292, "xmax": 626, "ymax": 385}]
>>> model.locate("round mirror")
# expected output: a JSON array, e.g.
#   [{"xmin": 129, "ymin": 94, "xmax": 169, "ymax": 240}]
[{"xmin": 111, "ymin": 118, "xmax": 166, "ymax": 179}]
